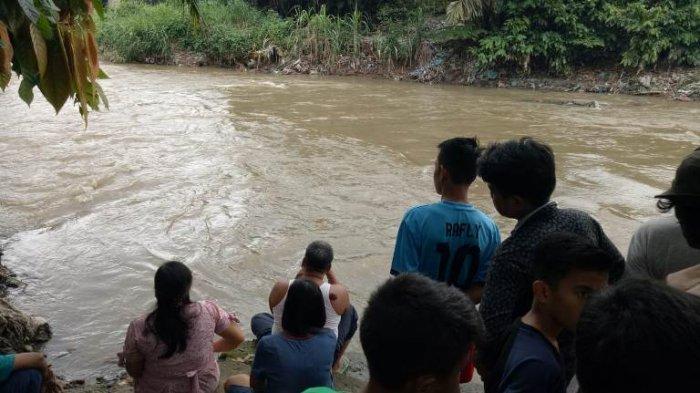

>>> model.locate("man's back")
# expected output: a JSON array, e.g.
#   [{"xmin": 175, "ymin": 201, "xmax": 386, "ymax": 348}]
[
  {"xmin": 627, "ymin": 215, "xmax": 700, "ymax": 279},
  {"xmin": 478, "ymin": 203, "xmax": 624, "ymax": 381},
  {"xmin": 391, "ymin": 201, "xmax": 501, "ymax": 290}
]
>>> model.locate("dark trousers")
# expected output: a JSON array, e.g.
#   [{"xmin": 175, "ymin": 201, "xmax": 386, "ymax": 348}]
[
  {"xmin": 252, "ymin": 304, "xmax": 358, "ymax": 362},
  {"xmin": 0, "ymin": 369, "xmax": 42, "ymax": 393}
]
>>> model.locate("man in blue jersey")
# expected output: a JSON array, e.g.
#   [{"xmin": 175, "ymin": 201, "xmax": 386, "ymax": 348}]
[{"xmin": 391, "ymin": 137, "xmax": 501, "ymax": 304}]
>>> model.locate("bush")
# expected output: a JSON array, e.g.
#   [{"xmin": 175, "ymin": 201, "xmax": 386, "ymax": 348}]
[
  {"xmin": 455, "ymin": 0, "xmax": 699, "ymax": 73},
  {"xmin": 99, "ymin": 0, "xmax": 292, "ymax": 64},
  {"xmin": 602, "ymin": 0, "xmax": 700, "ymax": 69},
  {"xmin": 98, "ymin": 0, "xmax": 191, "ymax": 62}
]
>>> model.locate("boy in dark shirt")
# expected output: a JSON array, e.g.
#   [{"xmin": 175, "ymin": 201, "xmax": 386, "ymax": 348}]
[
  {"xmin": 489, "ymin": 233, "xmax": 614, "ymax": 393},
  {"xmin": 476, "ymin": 137, "xmax": 625, "ymax": 380}
]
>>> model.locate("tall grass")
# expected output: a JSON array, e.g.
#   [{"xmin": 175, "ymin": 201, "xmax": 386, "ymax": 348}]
[{"xmin": 98, "ymin": 0, "xmax": 428, "ymax": 67}]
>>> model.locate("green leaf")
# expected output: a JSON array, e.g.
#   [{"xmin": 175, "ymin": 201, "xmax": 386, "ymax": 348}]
[
  {"xmin": 30, "ymin": 23, "xmax": 48, "ymax": 77},
  {"xmin": 97, "ymin": 68, "xmax": 109, "ymax": 79},
  {"xmin": 38, "ymin": 37, "xmax": 71, "ymax": 113},
  {"xmin": 94, "ymin": 80, "xmax": 109, "ymax": 110},
  {"xmin": 91, "ymin": 0, "xmax": 104, "ymax": 19},
  {"xmin": 37, "ymin": 0, "xmax": 60, "ymax": 23},
  {"xmin": 18, "ymin": 76, "xmax": 35, "ymax": 105},
  {"xmin": 18, "ymin": 0, "xmax": 40, "ymax": 24},
  {"xmin": 37, "ymin": 14, "xmax": 55, "ymax": 40}
]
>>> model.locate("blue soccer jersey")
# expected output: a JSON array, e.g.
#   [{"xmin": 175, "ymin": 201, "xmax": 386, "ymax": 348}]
[{"xmin": 391, "ymin": 200, "xmax": 501, "ymax": 289}]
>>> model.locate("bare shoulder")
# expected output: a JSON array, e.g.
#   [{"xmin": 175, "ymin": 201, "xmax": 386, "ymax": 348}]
[{"xmin": 269, "ymin": 280, "xmax": 290, "ymax": 307}]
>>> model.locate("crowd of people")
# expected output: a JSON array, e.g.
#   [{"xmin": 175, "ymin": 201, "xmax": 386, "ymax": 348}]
[{"xmin": 1, "ymin": 137, "xmax": 699, "ymax": 393}]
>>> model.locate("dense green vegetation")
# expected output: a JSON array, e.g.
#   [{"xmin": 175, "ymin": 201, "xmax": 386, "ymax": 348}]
[
  {"xmin": 98, "ymin": 0, "xmax": 699, "ymax": 74},
  {"xmin": 98, "ymin": 0, "xmax": 431, "ymax": 67}
]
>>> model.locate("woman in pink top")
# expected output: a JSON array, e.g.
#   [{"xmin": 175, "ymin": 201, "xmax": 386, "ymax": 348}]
[{"xmin": 121, "ymin": 261, "xmax": 245, "ymax": 393}]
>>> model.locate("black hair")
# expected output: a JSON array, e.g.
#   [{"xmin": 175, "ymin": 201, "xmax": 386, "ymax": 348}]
[
  {"xmin": 576, "ymin": 279, "xmax": 700, "ymax": 393},
  {"xmin": 360, "ymin": 273, "xmax": 483, "ymax": 389},
  {"xmin": 145, "ymin": 261, "xmax": 193, "ymax": 359},
  {"xmin": 281, "ymin": 278, "xmax": 326, "ymax": 336},
  {"xmin": 533, "ymin": 232, "xmax": 615, "ymax": 288},
  {"xmin": 477, "ymin": 137, "xmax": 556, "ymax": 206},
  {"xmin": 656, "ymin": 197, "xmax": 675, "ymax": 212},
  {"xmin": 304, "ymin": 240, "xmax": 334, "ymax": 273},
  {"xmin": 437, "ymin": 137, "xmax": 482, "ymax": 185}
]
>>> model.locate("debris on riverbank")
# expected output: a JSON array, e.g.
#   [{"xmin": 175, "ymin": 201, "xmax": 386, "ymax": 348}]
[{"xmin": 115, "ymin": 44, "xmax": 700, "ymax": 102}]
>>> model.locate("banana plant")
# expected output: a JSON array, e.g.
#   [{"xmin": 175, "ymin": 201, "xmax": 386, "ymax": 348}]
[
  {"xmin": 0, "ymin": 0, "xmax": 202, "ymax": 125},
  {"xmin": 446, "ymin": 0, "xmax": 500, "ymax": 27}
]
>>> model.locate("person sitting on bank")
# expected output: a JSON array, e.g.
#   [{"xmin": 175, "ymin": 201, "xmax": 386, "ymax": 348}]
[
  {"xmin": 575, "ymin": 279, "xmax": 700, "ymax": 393},
  {"xmin": 476, "ymin": 137, "xmax": 625, "ymax": 381},
  {"xmin": 390, "ymin": 137, "xmax": 501, "ymax": 304},
  {"xmin": 225, "ymin": 279, "xmax": 336, "ymax": 393},
  {"xmin": 484, "ymin": 232, "xmax": 614, "ymax": 393},
  {"xmin": 120, "ymin": 261, "xmax": 245, "ymax": 393},
  {"xmin": 251, "ymin": 241, "xmax": 357, "ymax": 370},
  {"xmin": 627, "ymin": 147, "xmax": 700, "ymax": 281},
  {"xmin": 0, "ymin": 352, "xmax": 48, "ymax": 393}
]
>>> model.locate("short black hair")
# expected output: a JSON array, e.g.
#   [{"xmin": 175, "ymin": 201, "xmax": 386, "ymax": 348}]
[
  {"xmin": 281, "ymin": 279, "xmax": 326, "ymax": 336},
  {"xmin": 576, "ymin": 279, "xmax": 700, "ymax": 393},
  {"xmin": 304, "ymin": 241, "xmax": 333, "ymax": 273},
  {"xmin": 437, "ymin": 137, "xmax": 482, "ymax": 185},
  {"xmin": 360, "ymin": 273, "xmax": 483, "ymax": 389},
  {"xmin": 533, "ymin": 232, "xmax": 614, "ymax": 287},
  {"xmin": 478, "ymin": 137, "xmax": 556, "ymax": 206}
]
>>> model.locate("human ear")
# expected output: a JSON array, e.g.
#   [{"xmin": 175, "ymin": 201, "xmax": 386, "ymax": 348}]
[{"xmin": 532, "ymin": 280, "xmax": 550, "ymax": 302}]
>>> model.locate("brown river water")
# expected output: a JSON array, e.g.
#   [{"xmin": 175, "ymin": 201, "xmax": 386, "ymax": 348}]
[{"xmin": 1, "ymin": 64, "xmax": 699, "ymax": 380}]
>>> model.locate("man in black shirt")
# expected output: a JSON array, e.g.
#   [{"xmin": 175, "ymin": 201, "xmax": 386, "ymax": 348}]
[
  {"xmin": 476, "ymin": 137, "xmax": 625, "ymax": 382},
  {"xmin": 489, "ymin": 233, "xmax": 614, "ymax": 393}
]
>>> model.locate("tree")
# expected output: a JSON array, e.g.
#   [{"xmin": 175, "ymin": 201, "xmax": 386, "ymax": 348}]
[{"xmin": 0, "ymin": 0, "xmax": 201, "ymax": 125}]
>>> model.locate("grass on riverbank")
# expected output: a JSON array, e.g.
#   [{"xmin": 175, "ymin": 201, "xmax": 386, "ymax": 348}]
[{"xmin": 98, "ymin": 0, "xmax": 427, "ymax": 68}]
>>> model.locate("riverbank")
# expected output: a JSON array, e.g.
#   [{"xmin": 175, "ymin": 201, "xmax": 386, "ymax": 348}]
[
  {"xmin": 0, "ymin": 260, "xmax": 52, "ymax": 354},
  {"xmin": 64, "ymin": 341, "xmax": 366, "ymax": 393},
  {"xmin": 98, "ymin": 1, "xmax": 700, "ymax": 101}
]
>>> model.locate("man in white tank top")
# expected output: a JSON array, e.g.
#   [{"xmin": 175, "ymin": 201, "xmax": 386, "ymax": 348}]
[{"xmin": 251, "ymin": 241, "xmax": 358, "ymax": 371}]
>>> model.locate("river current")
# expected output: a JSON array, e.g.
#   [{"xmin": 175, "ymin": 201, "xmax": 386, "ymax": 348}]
[{"xmin": 1, "ymin": 64, "xmax": 699, "ymax": 379}]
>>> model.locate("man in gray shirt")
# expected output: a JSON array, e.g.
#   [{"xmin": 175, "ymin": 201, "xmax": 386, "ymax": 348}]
[{"xmin": 627, "ymin": 148, "xmax": 700, "ymax": 280}]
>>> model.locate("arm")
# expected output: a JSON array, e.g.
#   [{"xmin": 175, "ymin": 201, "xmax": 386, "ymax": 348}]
[
  {"xmin": 326, "ymin": 269, "xmax": 339, "ymax": 285},
  {"xmin": 268, "ymin": 281, "xmax": 288, "ymax": 312},
  {"xmin": 390, "ymin": 214, "xmax": 421, "ymax": 275},
  {"xmin": 213, "ymin": 323, "xmax": 245, "ymax": 353},
  {"xmin": 468, "ymin": 222, "xmax": 502, "ymax": 305},
  {"xmin": 329, "ymin": 284, "xmax": 350, "ymax": 315},
  {"xmin": 626, "ymin": 226, "xmax": 654, "ymax": 279},
  {"xmin": 123, "ymin": 321, "xmax": 145, "ymax": 379},
  {"xmin": 12, "ymin": 353, "xmax": 47, "ymax": 371},
  {"xmin": 479, "ymin": 248, "xmax": 531, "ymax": 342},
  {"xmin": 250, "ymin": 340, "xmax": 271, "ymax": 393},
  {"xmin": 666, "ymin": 264, "xmax": 700, "ymax": 294}
]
